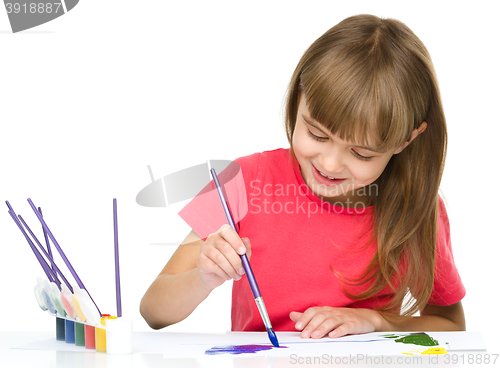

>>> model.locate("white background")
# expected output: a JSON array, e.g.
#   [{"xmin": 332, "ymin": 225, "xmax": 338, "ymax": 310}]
[{"xmin": 1, "ymin": 0, "xmax": 499, "ymax": 350}]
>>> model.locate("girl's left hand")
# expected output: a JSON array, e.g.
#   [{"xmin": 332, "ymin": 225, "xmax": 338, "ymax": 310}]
[{"xmin": 290, "ymin": 307, "xmax": 385, "ymax": 339}]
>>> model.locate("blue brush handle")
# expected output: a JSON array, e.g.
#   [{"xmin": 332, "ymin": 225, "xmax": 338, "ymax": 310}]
[{"xmin": 210, "ymin": 169, "xmax": 262, "ymax": 299}]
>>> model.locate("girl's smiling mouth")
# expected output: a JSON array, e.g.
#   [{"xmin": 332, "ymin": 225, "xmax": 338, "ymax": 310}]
[{"xmin": 311, "ymin": 164, "xmax": 347, "ymax": 186}]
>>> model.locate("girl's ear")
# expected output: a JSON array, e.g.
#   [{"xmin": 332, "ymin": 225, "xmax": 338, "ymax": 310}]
[{"xmin": 394, "ymin": 122, "xmax": 427, "ymax": 154}]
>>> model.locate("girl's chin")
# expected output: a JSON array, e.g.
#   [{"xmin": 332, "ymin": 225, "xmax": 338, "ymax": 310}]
[
  {"xmin": 308, "ymin": 181, "xmax": 348, "ymax": 197},
  {"xmin": 309, "ymin": 179, "xmax": 350, "ymax": 197}
]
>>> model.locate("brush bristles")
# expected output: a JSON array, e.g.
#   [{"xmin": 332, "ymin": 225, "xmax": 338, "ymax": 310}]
[{"xmin": 267, "ymin": 328, "xmax": 280, "ymax": 348}]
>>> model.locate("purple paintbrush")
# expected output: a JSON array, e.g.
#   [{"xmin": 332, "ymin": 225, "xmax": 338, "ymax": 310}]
[
  {"xmin": 18, "ymin": 214, "xmax": 74, "ymax": 291},
  {"xmin": 39, "ymin": 207, "xmax": 55, "ymax": 274},
  {"xmin": 113, "ymin": 198, "xmax": 122, "ymax": 317},
  {"xmin": 6, "ymin": 201, "xmax": 57, "ymax": 283},
  {"xmin": 7, "ymin": 200, "xmax": 73, "ymax": 291},
  {"xmin": 210, "ymin": 169, "xmax": 279, "ymax": 348},
  {"xmin": 27, "ymin": 198, "xmax": 101, "ymax": 316},
  {"xmin": 8, "ymin": 210, "xmax": 58, "ymax": 284}
]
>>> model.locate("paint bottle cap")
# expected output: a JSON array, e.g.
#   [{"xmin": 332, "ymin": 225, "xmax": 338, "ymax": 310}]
[
  {"xmin": 105, "ymin": 318, "xmax": 133, "ymax": 355},
  {"xmin": 79, "ymin": 288, "xmax": 100, "ymax": 326},
  {"xmin": 60, "ymin": 284, "xmax": 76, "ymax": 319},
  {"xmin": 40, "ymin": 279, "xmax": 57, "ymax": 314},
  {"xmin": 34, "ymin": 277, "xmax": 47, "ymax": 311},
  {"xmin": 50, "ymin": 282, "xmax": 66, "ymax": 317},
  {"xmin": 71, "ymin": 285, "xmax": 87, "ymax": 322}
]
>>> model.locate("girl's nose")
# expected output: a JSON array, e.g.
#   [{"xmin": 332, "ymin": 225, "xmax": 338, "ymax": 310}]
[{"xmin": 319, "ymin": 152, "xmax": 345, "ymax": 175}]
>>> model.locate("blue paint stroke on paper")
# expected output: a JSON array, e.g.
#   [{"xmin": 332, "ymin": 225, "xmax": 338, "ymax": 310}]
[
  {"xmin": 205, "ymin": 344, "xmax": 286, "ymax": 355},
  {"xmin": 203, "ymin": 338, "xmax": 386, "ymax": 355},
  {"xmin": 284, "ymin": 339, "xmax": 385, "ymax": 344}
]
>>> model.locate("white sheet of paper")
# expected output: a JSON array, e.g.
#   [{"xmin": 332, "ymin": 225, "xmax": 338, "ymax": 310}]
[
  {"xmin": 13, "ymin": 331, "xmax": 486, "ymax": 357},
  {"xmin": 161, "ymin": 331, "xmax": 487, "ymax": 358}
]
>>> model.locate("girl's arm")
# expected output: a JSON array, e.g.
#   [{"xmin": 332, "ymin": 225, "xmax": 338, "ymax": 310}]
[
  {"xmin": 139, "ymin": 231, "xmax": 207, "ymax": 330},
  {"xmin": 140, "ymin": 226, "xmax": 250, "ymax": 330},
  {"xmin": 382, "ymin": 301, "xmax": 466, "ymax": 331},
  {"xmin": 290, "ymin": 301, "xmax": 465, "ymax": 339}
]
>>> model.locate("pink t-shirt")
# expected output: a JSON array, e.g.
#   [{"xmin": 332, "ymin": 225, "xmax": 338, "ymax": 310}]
[{"xmin": 179, "ymin": 148, "xmax": 466, "ymax": 331}]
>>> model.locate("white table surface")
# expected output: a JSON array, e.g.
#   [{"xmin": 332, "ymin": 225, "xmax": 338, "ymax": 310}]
[{"xmin": 1, "ymin": 331, "xmax": 497, "ymax": 368}]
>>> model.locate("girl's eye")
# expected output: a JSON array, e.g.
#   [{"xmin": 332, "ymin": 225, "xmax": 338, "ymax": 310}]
[
  {"xmin": 307, "ymin": 127, "xmax": 373, "ymax": 161},
  {"xmin": 352, "ymin": 150, "xmax": 372, "ymax": 161},
  {"xmin": 307, "ymin": 129, "xmax": 328, "ymax": 142}
]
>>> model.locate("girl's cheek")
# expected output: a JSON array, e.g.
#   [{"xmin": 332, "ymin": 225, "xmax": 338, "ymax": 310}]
[
  {"xmin": 293, "ymin": 133, "xmax": 316, "ymax": 157},
  {"xmin": 292, "ymin": 135, "xmax": 306, "ymax": 158},
  {"xmin": 355, "ymin": 168, "xmax": 381, "ymax": 187}
]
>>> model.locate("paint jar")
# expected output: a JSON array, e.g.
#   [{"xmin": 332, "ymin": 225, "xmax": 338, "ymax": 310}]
[
  {"xmin": 105, "ymin": 318, "xmax": 133, "ymax": 355},
  {"xmin": 95, "ymin": 325, "xmax": 106, "ymax": 352},
  {"xmin": 95, "ymin": 314, "xmax": 116, "ymax": 353},
  {"xmin": 75, "ymin": 322, "xmax": 85, "ymax": 346},
  {"xmin": 85, "ymin": 325, "xmax": 96, "ymax": 349},
  {"xmin": 65, "ymin": 320, "xmax": 75, "ymax": 344},
  {"xmin": 56, "ymin": 317, "xmax": 65, "ymax": 341}
]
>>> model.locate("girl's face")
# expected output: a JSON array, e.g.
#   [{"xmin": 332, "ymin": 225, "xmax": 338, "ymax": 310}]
[{"xmin": 292, "ymin": 94, "xmax": 416, "ymax": 207}]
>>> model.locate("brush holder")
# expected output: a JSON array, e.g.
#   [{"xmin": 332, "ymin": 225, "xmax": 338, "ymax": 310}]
[{"xmin": 105, "ymin": 318, "xmax": 133, "ymax": 355}]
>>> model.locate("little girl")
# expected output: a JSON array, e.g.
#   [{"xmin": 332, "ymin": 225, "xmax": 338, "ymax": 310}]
[{"xmin": 140, "ymin": 14, "xmax": 466, "ymax": 339}]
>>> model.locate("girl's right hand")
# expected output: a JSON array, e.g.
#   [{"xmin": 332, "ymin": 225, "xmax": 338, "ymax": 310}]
[{"xmin": 197, "ymin": 224, "xmax": 252, "ymax": 290}]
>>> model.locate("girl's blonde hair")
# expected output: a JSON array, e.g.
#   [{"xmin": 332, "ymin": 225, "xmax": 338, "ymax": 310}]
[{"xmin": 285, "ymin": 14, "xmax": 447, "ymax": 317}]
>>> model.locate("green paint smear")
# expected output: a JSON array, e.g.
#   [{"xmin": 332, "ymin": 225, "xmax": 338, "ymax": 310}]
[
  {"xmin": 394, "ymin": 333, "xmax": 439, "ymax": 347},
  {"xmin": 380, "ymin": 334, "xmax": 399, "ymax": 339}
]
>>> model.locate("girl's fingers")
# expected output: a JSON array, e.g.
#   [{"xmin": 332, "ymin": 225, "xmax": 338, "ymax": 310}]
[
  {"xmin": 241, "ymin": 237, "xmax": 252, "ymax": 260},
  {"xmin": 198, "ymin": 252, "xmax": 232, "ymax": 281},
  {"xmin": 329, "ymin": 321, "xmax": 356, "ymax": 338},
  {"xmin": 202, "ymin": 228, "xmax": 246, "ymax": 273},
  {"xmin": 212, "ymin": 236, "xmax": 245, "ymax": 277},
  {"xmin": 198, "ymin": 226, "xmax": 251, "ymax": 288},
  {"xmin": 291, "ymin": 307, "xmax": 379, "ymax": 339},
  {"xmin": 300, "ymin": 311, "xmax": 332, "ymax": 338},
  {"xmin": 292, "ymin": 307, "xmax": 321, "ymax": 332},
  {"xmin": 218, "ymin": 224, "xmax": 247, "ymax": 255},
  {"xmin": 293, "ymin": 307, "xmax": 327, "ymax": 330},
  {"xmin": 292, "ymin": 307, "xmax": 346, "ymax": 339},
  {"xmin": 308, "ymin": 316, "xmax": 347, "ymax": 339},
  {"xmin": 202, "ymin": 242, "xmax": 242, "ymax": 280},
  {"xmin": 289, "ymin": 311, "xmax": 303, "ymax": 323}
]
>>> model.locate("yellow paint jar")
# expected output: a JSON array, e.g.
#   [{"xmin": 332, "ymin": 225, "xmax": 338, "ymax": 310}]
[{"xmin": 95, "ymin": 314, "xmax": 117, "ymax": 353}]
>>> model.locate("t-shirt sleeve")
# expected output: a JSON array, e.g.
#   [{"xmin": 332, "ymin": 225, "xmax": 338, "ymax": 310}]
[
  {"xmin": 427, "ymin": 197, "xmax": 466, "ymax": 305},
  {"xmin": 178, "ymin": 154, "xmax": 260, "ymax": 239}
]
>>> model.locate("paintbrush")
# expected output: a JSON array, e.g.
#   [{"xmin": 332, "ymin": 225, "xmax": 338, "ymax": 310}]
[{"xmin": 210, "ymin": 168, "xmax": 279, "ymax": 348}]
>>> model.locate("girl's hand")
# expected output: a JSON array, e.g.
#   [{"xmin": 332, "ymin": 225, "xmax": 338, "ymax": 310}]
[
  {"xmin": 197, "ymin": 224, "xmax": 251, "ymax": 290},
  {"xmin": 290, "ymin": 307, "xmax": 384, "ymax": 339}
]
